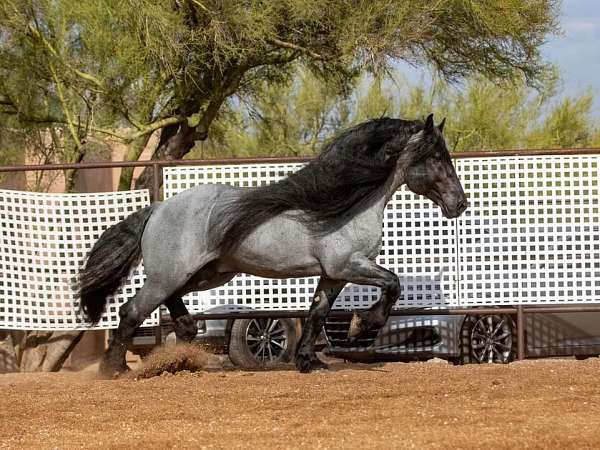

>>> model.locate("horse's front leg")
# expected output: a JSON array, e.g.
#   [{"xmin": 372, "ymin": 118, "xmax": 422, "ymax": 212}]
[
  {"xmin": 165, "ymin": 296, "xmax": 198, "ymax": 342},
  {"xmin": 332, "ymin": 257, "xmax": 400, "ymax": 341},
  {"xmin": 295, "ymin": 277, "xmax": 346, "ymax": 373}
]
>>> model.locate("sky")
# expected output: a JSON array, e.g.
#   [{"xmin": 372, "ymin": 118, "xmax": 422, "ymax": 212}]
[
  {"xmin": 400, "ymin": 0, "xmax": 600, "ymax": 116},
  {"xmin": 542, "ymin": 0, "xmax": 600, "ymax": 114}
]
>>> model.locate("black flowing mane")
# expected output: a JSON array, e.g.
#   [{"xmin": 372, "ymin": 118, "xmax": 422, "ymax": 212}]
[{"xmin": 216, "ymin": 118, "xmax": 425, "ymax": 252}]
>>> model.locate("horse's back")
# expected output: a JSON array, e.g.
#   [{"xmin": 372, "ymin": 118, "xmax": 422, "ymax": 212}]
[{"xmin": 140, "ymin": 183, "xmax": 241, "ymax": 278}]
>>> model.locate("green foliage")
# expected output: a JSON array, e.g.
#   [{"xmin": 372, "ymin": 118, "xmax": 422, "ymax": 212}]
[
  {"xmin": 0, "ymin": 0, "xmax": 559, "ymax": 175},
  {"xmin": 532, "ymin": 94, "xmax": 595, "ymax": 148},
  {"xmin": 432, "ymin": 78, "xmax": 600, "ymax": 152},
  {"xmin": 190, "ymin": 67, "xmax": 600, "ymax": 158}
]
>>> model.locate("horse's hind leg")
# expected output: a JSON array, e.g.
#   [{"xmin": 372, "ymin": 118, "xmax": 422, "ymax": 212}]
[
  {"xmin": 295, "ymin": 277, "xmax": 346, "ymax": 373},
  {"xmin": 165, "ymin": 269, "xmax": 237, "ymax": 343},
  {"xmin": 165, "ymin": 296, "xmax": 198, "ymax": 342},
  {"xmin": 100, "ymin": 280, "xmax": 169, "ymax": 377}
]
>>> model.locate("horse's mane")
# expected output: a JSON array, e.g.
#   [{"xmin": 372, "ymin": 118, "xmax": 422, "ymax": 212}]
[{"xmin": 215, "ymin": 117, "xmax": 425, "ymax": 252}]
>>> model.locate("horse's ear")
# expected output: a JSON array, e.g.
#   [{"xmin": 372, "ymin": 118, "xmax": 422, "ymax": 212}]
[
  {"xmin": 438, "ymin": 117, "xmax": 446, "ymax": 133},
  {"xmin": 424, "ymin": 113, "xmax": 434, "ymax": 134}
]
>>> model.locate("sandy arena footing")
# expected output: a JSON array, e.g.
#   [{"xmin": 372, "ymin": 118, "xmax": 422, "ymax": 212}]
[{"xmin": 1, "ymin": 357, "xmax": 600, "ymax": 449}]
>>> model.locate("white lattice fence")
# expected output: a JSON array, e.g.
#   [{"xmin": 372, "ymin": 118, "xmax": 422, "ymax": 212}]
[
  {"xmin": 457, "ymin": 155, "xmax": 600, "ymax": 305},
  {"xmin": 0, "ymin": 189, "xmax": 157, "ymax": 330},
  {"xmin": 2, "ymin": 154, "xmax": 599, "ymax": 331},
  {"xmin": 163, "ymin": 164, "xmax": 457, "ymax": 314}
]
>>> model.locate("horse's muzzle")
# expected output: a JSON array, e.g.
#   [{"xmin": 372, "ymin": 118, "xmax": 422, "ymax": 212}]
[
  {"xmin": 442, "ymin": 198, "xmax": 469, "ymax": 219},
  {"xmin": 456, "ymin": 198, "xmax": 469, "ymax": 215}
]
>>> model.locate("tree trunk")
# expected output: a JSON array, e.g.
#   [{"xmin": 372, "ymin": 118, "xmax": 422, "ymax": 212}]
[
  {"xmin": 135, "ymin": 122, "xmax": 206, "ymax": 192},
  {"xmin": 17, "ymin": 330, "xmax": 84, "ymax": 372},
  {"xmin": 0, "ymin": 331, "xmax": 19, "ymax": 373},
  {"xmin": 118, "ymin": 134, "xmax": 154, "ymax": 191},
  {"xmin": 15, "ymin": 138, "xmax": 89, "ymax": 372}
]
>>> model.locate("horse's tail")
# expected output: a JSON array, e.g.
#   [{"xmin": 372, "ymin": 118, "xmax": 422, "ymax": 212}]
[{"xmin": 77, "ymin": 205, "xmax": 156, "ymax": 323}]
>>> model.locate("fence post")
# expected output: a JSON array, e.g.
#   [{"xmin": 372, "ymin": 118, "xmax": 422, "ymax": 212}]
[
  {"xmin": 152, "ymin": 163, "xmax": 161, "ymax": 202},
  {"xmin": 517, "ymin": 305, "xmax": 525, "ymax": 360},
  {"xmin": 152, "ymin": 162, "xmax": 162, "ymax": 346}
]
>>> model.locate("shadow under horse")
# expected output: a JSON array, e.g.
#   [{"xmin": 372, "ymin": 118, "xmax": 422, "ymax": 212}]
[{"xmin": 77, "ymin": 113, "xmax": 468, "ymax": 376}]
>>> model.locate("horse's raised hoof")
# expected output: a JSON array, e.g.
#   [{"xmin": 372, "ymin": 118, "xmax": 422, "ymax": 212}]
[{"xmin": 174, "ymin": 314, "xmax": 199, "ymax": 342}]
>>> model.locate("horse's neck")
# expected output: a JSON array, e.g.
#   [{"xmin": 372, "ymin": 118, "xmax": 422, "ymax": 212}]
[
  {"xmin": 356, "ymin": 168, "xmax": 406, "ymax": 226},
  {"xmin": 375, "ymin": 168, "xmax": 405, "ymax": 215},
  {"xmin": 385, "ymin": 167, "xmax": 405, "ymax": 203}
]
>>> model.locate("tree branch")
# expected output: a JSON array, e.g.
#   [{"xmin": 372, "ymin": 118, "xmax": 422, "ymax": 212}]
[
  {"xmin": 267, "ymin": 38, "xmax": 324, "ymax": 60},
  {"xmin": 0, "ymin": 96, "xmax": 14, "ymax": 106},
  {"xmin": 48, "ymin": 63, "xmax": 81, "ymax": 149},
  {"xmin": 127, "ymin": 115, "xmax": 187, "ymax": 141},
  {"xmin": 27, "ymin": 24, "xmax": 105, "ymax": 91}
]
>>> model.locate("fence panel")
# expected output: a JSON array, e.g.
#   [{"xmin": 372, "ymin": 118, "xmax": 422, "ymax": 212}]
[
  {"xmin": 3, "ymin": 153, "xmax": 598, "ymax": 331},
  {"xmin": 457, "ymin": 155, "xmax": 600, "ymax": 305},
  {"xmin": 0, "ymin": 189, "xmax": 156, "ymax": 330},
  {"xmin": 163, "ymin": 164, "xmax": 458, "ymax": 314}
]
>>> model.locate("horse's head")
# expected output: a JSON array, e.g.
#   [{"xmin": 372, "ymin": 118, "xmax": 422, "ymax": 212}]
[{"xmin": 399, "ymin": 114, "xmax": 468, "ymax": 219}]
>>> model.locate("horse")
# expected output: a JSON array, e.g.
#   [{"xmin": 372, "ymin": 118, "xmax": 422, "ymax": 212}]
[{"xmin": 77, "ymin": 113, "xmax": 468, "ymax": 376}]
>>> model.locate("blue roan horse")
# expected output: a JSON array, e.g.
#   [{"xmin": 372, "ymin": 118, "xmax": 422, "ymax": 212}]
[{"xmin": 78, "ymin": 114, "xmax": 468, "ymax": 376}]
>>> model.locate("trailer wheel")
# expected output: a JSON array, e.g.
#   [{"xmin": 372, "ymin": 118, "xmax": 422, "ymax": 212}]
[
  {"xmin": 228, "ymin": 318, "xmax": 297, "ymax": 369},
  {"xmin": 458, "ymin": 314, "xmax": 516, "ymax": 364}
]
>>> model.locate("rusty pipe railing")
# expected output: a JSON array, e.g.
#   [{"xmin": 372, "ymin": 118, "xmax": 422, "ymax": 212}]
[
  {"xmin": 183, "ymin": 304, "xmax": 600, "ymax": 361},
  {"xmin": 1, "ymin": 147, "xmax": 600, "ymax": 175}
]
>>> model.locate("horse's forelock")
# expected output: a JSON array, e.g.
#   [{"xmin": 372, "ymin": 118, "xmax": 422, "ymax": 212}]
[{"xmin": 404, "ymin": 122, "xmax": 452, "ymax": 164}]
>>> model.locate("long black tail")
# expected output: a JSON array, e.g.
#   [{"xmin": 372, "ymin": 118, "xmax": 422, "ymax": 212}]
[{"xmin": 77, "ymin": 205, "xmax": 155, "ymax": 323}]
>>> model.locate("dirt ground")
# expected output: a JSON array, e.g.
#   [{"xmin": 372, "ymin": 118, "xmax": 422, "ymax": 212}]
[{"xmin": 2, "ymin": 355, "xmax": 600, "ymax": 450}]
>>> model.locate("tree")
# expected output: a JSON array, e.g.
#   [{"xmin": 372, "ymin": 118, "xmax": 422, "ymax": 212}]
[
  {"xmin": 193, "ymin": 68, "xmax": 600, "ymax": 157},
  {"xmin": 0, "ymin": 0, "xmax": 560, "ymax": 372},
  {"xmin": 1, "ymin": 0, "xmax": 559, "ymax": 188}
]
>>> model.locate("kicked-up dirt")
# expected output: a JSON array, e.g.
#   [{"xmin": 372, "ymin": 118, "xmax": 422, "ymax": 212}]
[{"xmin": 1, "ymin": 353, "xmax": 600, "ymax": 449}]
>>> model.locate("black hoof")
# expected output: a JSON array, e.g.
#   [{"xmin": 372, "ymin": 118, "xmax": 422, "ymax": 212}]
[
  {"xmin": 295, "ymin": 352, "xmax": 313, "ymax": 373},
  {"xmin": 295, "ymin": 351, "xmax": 328, "ymax": 373},
  {"xmin": 174, "ymin": 314, "xmax": 198, "ymax": 342},
  {"xmin": 99, "ymin": 358, "xmax": 130, "ymax": 379}
]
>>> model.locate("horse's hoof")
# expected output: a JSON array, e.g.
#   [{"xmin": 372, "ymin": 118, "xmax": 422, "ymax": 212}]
[
  {"xmin": 99, "ymin": 359, "xmax": 130, "ymax": 379},
  {"xmin": 174, "ymin": 314, "xmax": 199, "ymax": 342},
  {"xmin": 310, "ymin": 357, "xmax": 329, "ymax": 371},
  {"xmin": 295, "ymin": 351, "xmax": 329, "ymax": 373},
  {"xmin": 295, "ymin": 357, "xmax": 312, "ymax": 373}
]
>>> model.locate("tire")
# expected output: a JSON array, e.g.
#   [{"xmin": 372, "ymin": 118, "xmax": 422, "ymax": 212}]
[
  {"xmin": 228, "ymin": 318, "xmax": 297, "ymax": 369},
  {"xmin": 457, "ymin": 314, "xmax": 516, "ymax": 364}
]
